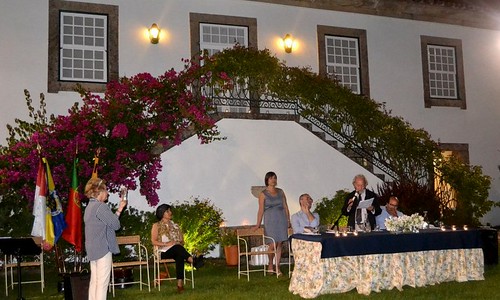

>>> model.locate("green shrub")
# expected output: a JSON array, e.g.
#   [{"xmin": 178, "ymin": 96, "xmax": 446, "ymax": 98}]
[
  {"xmin": 314, "ymin": 190, "xmax": 349, "ymax": 228},
  {"xmin": 0, "ymin": 193, "xmax": 34, "ymax": 237},
  {"xmin": 171, "ymin": 197, "xmax": 224, "ymax": 256},
  {"xmin": 113, "ymin": 196, "xmax": 224, "ymax": 258},
  {"xmin": 437, "ymin": 157, "xmax": 495, "ymax": 226},
  {"xmin": 219, "ymin": 227, "xmax": 237, "ymax": 246}
]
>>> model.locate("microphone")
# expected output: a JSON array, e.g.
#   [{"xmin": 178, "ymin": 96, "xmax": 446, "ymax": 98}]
[
  {"xmin": 352, "ymin": 192, "xmax": 359, "ymax": 201},
  {"xmin": 331, "ymin": 192, "xmax": 360, "ymax": 230},
  {"xmin": 348, "ymin": 192, "xmax": 359, "ymax": 207}
]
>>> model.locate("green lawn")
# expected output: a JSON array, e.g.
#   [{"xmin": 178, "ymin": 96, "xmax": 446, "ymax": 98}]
[{"xmin": 2, "ymin": 258, "xmax": 499, "ymax": 299}]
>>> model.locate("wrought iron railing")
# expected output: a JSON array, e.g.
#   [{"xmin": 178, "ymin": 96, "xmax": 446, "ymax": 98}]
[
  {"xmin": 205, "ymin": 84, "xmax": 297, "ymax": 114},
  {"xmin": 295, "ymin": 103, "xmax": 399, "ymax": 181},
  {"xmin": 202, "ymin": 85, "xmax": 399, "ymax": 181}
]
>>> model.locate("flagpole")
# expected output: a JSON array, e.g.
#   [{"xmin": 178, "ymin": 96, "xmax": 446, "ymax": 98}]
[
  {"xmin": 91, "ymin": 147, "xmax": 101, "ymax": 179},
  {"xmin": 74, "ymin": 144, "xmax": 82, "ymax": 272},
  {"xmin": 31, "ymin": 144, "xmax": 47, "ymax": 244},
  {"xmin": 74, "ymin": 142, "xmax": 79, "ymax": 273},
  {"xmin": 73, "ymin": 246, "xmax": 76, "ymax": 272},
  {"xmin": 61, "ymin": 143, "xmax": 84, "ymax": 272}
]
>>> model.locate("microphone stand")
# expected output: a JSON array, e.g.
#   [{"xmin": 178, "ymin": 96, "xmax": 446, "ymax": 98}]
[
  {"xmin": 331, "ymin": 193, "xmax": 359, "ymax": 230},
  {"xmin": 331, "ymin": 214, "xmax": 343, "ymax": 230}
]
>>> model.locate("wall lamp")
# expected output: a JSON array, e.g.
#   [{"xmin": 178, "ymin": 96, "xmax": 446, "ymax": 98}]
[
  {"xmin": 283, "ymin": 34, "xmax": 294, "ymax": 53},
  {"xmin": 149, "ymin": 23, "xmax": 160, "ymax": 44}
]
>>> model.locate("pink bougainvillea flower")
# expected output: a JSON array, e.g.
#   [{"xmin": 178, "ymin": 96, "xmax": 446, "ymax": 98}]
[
  {"xmin": 111, "ymin": 123, "xmax": 129, "ymax": 138},
  {"xmin": 1, "ymin": 51, "xmax": 232, "ymax": 207}
]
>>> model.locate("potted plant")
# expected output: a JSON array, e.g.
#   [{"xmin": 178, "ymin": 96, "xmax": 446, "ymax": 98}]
[{"xmin": 220, "ymin": 228, "xmax": 238, "ymax": 266}]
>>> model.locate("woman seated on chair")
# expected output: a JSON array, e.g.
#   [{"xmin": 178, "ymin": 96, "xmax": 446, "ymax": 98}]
[{"xmin": 151, "ymin": 204, "xmax": 201, "ymax": 293}]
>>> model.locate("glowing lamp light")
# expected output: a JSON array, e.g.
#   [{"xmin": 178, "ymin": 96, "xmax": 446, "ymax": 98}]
[
  {"xmin": 149, "ymin": 23, "xmax": 160, "ymax": 44},
  {"xmin": 283, "ymin": 34, "xmax": 294, "ymax": 53}
]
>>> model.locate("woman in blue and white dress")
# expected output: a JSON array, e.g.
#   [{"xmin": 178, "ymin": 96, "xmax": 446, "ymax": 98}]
[{"xmin": 253, "ymin": 171, "xmax": 291, "ymax": 276}]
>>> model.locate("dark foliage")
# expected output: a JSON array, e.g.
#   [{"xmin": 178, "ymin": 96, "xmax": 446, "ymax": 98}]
[{"xmin": 377, "ymin": 180, "xmax": 441, "ymax": 224}]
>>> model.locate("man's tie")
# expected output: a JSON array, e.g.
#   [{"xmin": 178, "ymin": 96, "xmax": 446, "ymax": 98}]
[
  {"xmin": 355, "ymin": 194, "xmax": 362, "ymax": 224},
  {"xmin": 355, "ymin": 208, "xmax": 362, "ymax": 224}
]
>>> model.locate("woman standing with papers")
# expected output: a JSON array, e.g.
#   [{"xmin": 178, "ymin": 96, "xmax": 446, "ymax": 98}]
[{"xmin": 341, "ymin": 174, "xmax": 381, "ymax": 231}]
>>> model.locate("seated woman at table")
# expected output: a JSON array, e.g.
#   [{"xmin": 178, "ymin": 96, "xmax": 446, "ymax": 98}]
[
  {"xmin": 151, "ymin": 204, "xmax": 203, "ymax": 293},
  {"xmin": 291, "ymin": 193, "xmax": 320, "ymax": 234},
  {"xmin": 376, "ymin": 196, "xmax": 404, "ymax": 230}
]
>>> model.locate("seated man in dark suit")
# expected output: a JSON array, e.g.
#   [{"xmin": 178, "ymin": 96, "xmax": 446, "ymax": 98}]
[{"xmin": 341, "ymin": 174, "xmax": 381, "ymax": 231}]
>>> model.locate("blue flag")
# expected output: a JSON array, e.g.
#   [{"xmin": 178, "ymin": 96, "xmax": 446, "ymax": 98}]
[{"xmin": 45, "ymin": 158, "xmax": 67, "ymax": 244}]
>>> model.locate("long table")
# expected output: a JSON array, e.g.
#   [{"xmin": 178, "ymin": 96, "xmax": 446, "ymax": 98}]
[{"xmin": 289, "ymin": 229, "xmax": 485, "ymax": 298}]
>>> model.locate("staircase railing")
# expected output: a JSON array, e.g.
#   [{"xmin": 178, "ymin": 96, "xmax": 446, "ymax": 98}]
[
  {"xmin": 203, "ymin": 85, "xmax": 399, "ymax": 181},
  {"xmin": 294, "ymin": 102, "xmax": 399, "ymax": 181}
]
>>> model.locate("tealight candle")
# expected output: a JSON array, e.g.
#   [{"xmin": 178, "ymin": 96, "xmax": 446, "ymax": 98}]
[
  {"xmin": 463, "ymin": 225, "xmax": 468, "ymax": 230},
  {"xmin": 452, "ymin": 225, "xmax": 456, "ymax": 231},
  {"xmin": 440, "ymin": 226, "xmax": 446, "ymax": 231},
  {"xmin": 353, "ymin": 231, "xmax": 358, "ymax": 236},
  {"xmin": 342, "ymin": 232, "xmax": 348, "ymax": 237}
]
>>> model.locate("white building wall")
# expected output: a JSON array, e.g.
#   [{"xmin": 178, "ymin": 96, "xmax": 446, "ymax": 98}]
[
  {"xmin": 0, "ymin": 0, "xmax": 499, "ymax": 225},
  {"xmin": 143, "ymin": 119, "xmax": 383, "ymax": 226}
]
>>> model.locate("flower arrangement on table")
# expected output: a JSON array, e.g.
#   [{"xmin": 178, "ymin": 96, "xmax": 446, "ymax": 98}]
[{"xmin": 385, "ymin": 213, "xmax": 425, "ymax": 233}]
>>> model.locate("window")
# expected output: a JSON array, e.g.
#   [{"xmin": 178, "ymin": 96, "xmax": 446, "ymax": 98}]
[
  {"xmin": 189, "ymin": 13, "xmax": 257, "ymax": 57},
  {"xmin": 60, "ymin": 12, "xmax": 107, "ymax": 82},
  {"xmin": 48, "ymin": 0, "xmax": 118, "ymax": 93},
  {"xmin": 325, "ymin": 36, "xmax": 360, "ymax": 93},
  {"xmin": 437, "ymin": 143, "xmax": 469, "ymax": 165},
  {"xmin": 190, "ymin": 13, "xmax": 257, "ymax": 113},
  {"xmin": 421, "ymin": 36, "xmax": 466, "ymax": 109},
  {"xmin": 199, "ymin": 23, "xmax": 248, "ymax": 55},
  {"xmin": 318, "ymin": 25, "xmax": 370, "ymax": 97},
  {"xmin": 434, "ymin": 143, "xmax": 469, "ymax": 210}
]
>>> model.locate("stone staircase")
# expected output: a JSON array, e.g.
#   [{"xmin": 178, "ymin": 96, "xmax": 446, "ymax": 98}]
[
  {"xmin": 155, "ymin": 111, "xmax": 387, "ymax": 180},
  {"xmin": 295, "ymin": 117, "xmax": 384, "ymax": 181}
]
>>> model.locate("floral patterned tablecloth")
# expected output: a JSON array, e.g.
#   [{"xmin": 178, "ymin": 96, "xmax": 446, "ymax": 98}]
[{"xmin": 289, "ymin": 238, "xmax": 484, "ymax": 298}]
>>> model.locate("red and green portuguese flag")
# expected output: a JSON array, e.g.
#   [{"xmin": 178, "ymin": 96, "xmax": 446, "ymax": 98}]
[{"xmin": 62, "ymin": 157, "xmax": 82, "ymax": 252}]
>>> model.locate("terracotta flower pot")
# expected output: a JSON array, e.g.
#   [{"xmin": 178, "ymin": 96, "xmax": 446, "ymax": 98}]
[{"xmin": 224, "ymin": 245, "xmax": 238, "ymax": 266}]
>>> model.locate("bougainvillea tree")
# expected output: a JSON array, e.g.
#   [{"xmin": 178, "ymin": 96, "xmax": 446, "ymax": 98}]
[{"xmin": 0, "ymin": 54, "xmax": 231, "ymax": 208}]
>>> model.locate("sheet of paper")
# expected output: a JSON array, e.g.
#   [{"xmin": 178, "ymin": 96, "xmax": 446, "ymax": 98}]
[{"xmin": 357, "ymin": 198, "xmax": 374, "ymax": 209}]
